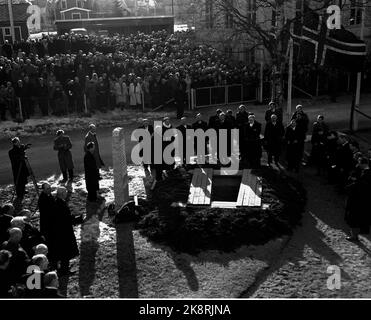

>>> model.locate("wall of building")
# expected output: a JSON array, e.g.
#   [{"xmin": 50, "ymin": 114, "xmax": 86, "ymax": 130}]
[
  {"xmin": 194, "ymin": 0, "xmax": 371, "ymax": 64},
  {"xmin": 62, "ymin": 9, "xmax": 90, "ymax": 20}
]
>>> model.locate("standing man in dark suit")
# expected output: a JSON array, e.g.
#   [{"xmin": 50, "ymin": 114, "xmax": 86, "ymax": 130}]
[
  {"xmin": 162, "ymin": 116, "xmax": 175, "ymax": 171},
  {"xmin": 138, "ymin": 119, "xmax": 154, "ymax": 172},
  {"xmin": 52, "ymin": 187, "xmax": 79, "ymax": 276},
  {"xmin": 84, "ymin": 124, "xmax": 105, "ymax": 177},
  {"xmin": 9, "ymin": 137, "xmax": 30, "ymax": 203},
  {"xmin": 84, "ymin": 142, "xmax": 100, "ymax": 202},
  {"xmin": 265, "ymin": 101, "xmax": 283, "ymax": 124},
  {"xmin": 208, "ymin": 109, "xmax": 222, "ymax": 129},
  {"xmin": 335, "ymin": 134, "xmax": 354, "ymax": 188},
  {"xmin": 285, "ymin": 119, "xmax": 305, "ymax": 172},
  {"xmin": 264, "ymin": 114, "xmax": 285, "ymax": 166},
  {"xmin": 244, "ymin": 114, "xmax": 262, "ymax": 168},
  {"xmin": 176, "ymin": 117, "xmax": 190, "ymax": 165},
  {"xmin": 54, "ymin": 130, "xmax": 74, "ymax": 183},
  {"xmin": 37, "ymin": 182, "xmax": 55, "ymax": 245},
  {"xmin": 311, "ymin": 115, "xmax": 329, "ymax": 174},
  {"xmin": 192, "ymin": 113, "xmax": 208, "ymax": 160}
]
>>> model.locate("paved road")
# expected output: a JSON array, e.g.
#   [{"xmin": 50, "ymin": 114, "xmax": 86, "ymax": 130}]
[
  {"xmin": 0, "ymin": 123, "xmax": 139, "ymax": 185},
  {"xmin": 1, "ymin": 95, "xmax": 371, "ymax": 185}
]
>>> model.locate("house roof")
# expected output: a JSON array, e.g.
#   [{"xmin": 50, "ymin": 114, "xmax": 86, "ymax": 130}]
[
  {"xmin": 0, "ymin": 0, "xmax": 31, "ymax": 4},
  {"xmin": 0, "ymin": 2, "xmax": 31, "ymax": 22},
  {"xmin": 60, "ymin": 7, "xmax": 91, "ymax": 13}
]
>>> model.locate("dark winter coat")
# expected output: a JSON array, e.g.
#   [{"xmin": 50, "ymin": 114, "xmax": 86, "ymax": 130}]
[
  {"xmin": 48, "ymin": 198, "xmax": 79, "ymax": 261},
  {"xmin": 9, "ymin": 145, "xmax": 29, "ymax": 186},
  {"xmin": 38, "ymin": 192, "xmax": 55, "ymax": 242},
  {"xmin": 84, "ymin": 131, "xmax": 104, "ymax": 168},
  {"xmin": 264, "ymin": 121, "xmax": 285, "ymax": 153},
  {"xmin": 54, "ymin": 135, "xmax": 74, "ymax": 171},
  {"xmin": 84, "ymin": 151, "xmax": 100, "ymax": 193}
]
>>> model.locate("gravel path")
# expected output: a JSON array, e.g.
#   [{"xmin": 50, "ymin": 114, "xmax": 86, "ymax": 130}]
[{"xmin": 244, "ymin": 167, "xmax": 371, "ymax": 298}]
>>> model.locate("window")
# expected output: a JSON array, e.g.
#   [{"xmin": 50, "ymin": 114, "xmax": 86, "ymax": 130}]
[
  {"xmin": 246, "ymin": 0, "xmax": 256, "ymax": 25},
  {"xmin": 244, "ymin": 48, "xmax": 255, "ymax": 65},
  {"xmin": 72, "ymin": 13, "xmax": 81, "ymax": 20},
  {"xmin": 61, "ymin": 0, "xmax": 67, "ymax": 10},
  {"xmin": 205, "ymin": 0, "xmax": 213, "ymax": 29},
  {"xmin": 77, "ymin": 0, "xmax": 84, "ymax": 8},
  {"xmin": 350, "ymin": 0, "xmax": 362, "ymax": 25},
  {"xmin": 2, "ymin": 26, "xmax": 22, "ymax": 43},
  {"xmin": 225, "ymin": 0, "xmax": 234, "ymax": 28}
]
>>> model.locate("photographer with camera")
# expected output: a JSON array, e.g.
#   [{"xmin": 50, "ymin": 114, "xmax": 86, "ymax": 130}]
[{"xmin": 9, "ymin": 138, "xmax": 31, "ymax": 203}]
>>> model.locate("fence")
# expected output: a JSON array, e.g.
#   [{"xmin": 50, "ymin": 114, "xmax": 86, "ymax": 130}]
[{"xmin": 190, "ymin": 83, "xmax": 260, "ymax": 109}]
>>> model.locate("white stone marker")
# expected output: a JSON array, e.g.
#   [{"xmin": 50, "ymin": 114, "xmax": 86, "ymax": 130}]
[{"xmin": 112, "ymin": 128, "xmax": 129, "ymax": 208}]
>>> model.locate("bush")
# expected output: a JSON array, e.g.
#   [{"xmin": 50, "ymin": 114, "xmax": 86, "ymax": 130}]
[{"xmin": 138, "ymin": 167, "xmax": 306, "ymax": 254}]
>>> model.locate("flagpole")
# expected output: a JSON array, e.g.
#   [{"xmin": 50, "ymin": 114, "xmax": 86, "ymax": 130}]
[
  {"xmin": 353, "ymin": 2, "xmax": 365, "ymax": 131},
  {"xmin": 287, "ymin": 37, "xmax": 294, "ymax": 125}
]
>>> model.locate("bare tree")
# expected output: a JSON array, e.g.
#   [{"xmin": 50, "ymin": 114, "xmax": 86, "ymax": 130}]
[{"xmin": 212, "ymin": 0, "xmax": 332, "ymax": 101}]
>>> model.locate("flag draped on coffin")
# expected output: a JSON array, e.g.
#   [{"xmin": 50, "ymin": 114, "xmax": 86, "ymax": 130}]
[{"xmin": 292, "ymin": 6, "xmax": 367, "ymax": 72}]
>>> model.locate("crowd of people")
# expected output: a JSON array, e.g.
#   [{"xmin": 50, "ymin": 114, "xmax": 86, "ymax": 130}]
[
  {"xmin": 136, "ymin": 103, "xmax": 371, "ymax": 242},
  {"xmin": 2, "ymin": 97, "xmax": 371, "ymax": 297},
  {"xmin": 0, "ymin": 185, "xmax": 78, "ymax": 298},
  {"xmin": 1, "ymin": 121, "xmax": 108, "ymax": 298},
  {"xmin": 0, "ymin": 30, "xmax": 259, "ymax": 121}
]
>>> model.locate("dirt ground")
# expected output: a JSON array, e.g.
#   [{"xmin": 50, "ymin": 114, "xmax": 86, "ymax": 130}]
[
  {"xmin": 0, "ymin": 166, "xmax": 287, "ymax": 298},
  {"xmin": 244, "ymin": 166, "xmax": 371, "ymax": 298}
]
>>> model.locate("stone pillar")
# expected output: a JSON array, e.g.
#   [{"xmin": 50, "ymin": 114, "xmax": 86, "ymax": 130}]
[{"xmin": 112, "ymin": 128, "xmax": 129, "ymax": 208}]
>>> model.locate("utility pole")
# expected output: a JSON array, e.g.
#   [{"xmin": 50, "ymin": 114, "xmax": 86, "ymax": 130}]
[
  {"xmin": 7, "ymin": 0, "xmax": 16, "ymax": 44},
  {"xmin": 353, "ymin": 1, "xmax": 365, "ymax": 131}
]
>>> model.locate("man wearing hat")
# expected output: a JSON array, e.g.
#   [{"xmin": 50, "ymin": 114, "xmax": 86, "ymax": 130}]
[
  {"xmin": 9, "ymin": 137, "xmax": 30, "ymax": 202},
  {"xmin": 84, "ymin": 124, "xmax": 105, "ymax": 172},
  {"xmin": 138, "ymin": 119, "xmax": 154, "ymax": 171},
  {"xmin": 265, "ymin": 101, "xmax": 283, "ymax": 124},
  {"xmin": 208, "ymin": 109, "xmax": 222, "ymax": 129},
  {"xmin": 53, "ymin": 130, "xmax": 74, "ymax": 183}
]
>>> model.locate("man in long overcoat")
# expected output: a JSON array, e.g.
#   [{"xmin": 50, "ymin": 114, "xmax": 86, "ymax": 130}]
[
  {"xmin": 244, "ymin": 114, "xmax": 262, "ymax": 168},
  {"xmin": 264, "ymin": 114, "xmax": 285, "ymax": 165},
  {"xmin": 9, "ymin": 137, "xmax": 30, "ymax": 201},
  {"xmin": 54, "ymin": 130, "xmax": 74, "ymax": 182},
  {"xmin": 50, "ymin": 187, "xmax": 79, "ymax": 275},
  {"xmin": 84, "ymin": 124, "xmax": 105, "ymax": 170},
  {"xmin": 285, "ymin": 119, "xmax": 306, "ymax": 172},
  {"xmin": 37, "ymin": 182, "xmax": 55, "ymax": 245}
]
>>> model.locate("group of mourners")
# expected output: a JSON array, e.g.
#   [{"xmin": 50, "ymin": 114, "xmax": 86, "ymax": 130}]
[
  {"xmin": 2, "ymin": 122, "xmax": 107, "ymax": 298},
  {"xmin": 3, "ymin": 97, "xmax": 371, "ymax": 297},
  {"xmin": 0, "ymin": 186, "xmax": 77, "ymax": 298},
  {"xmin": 136, "ymin": 102, "xmax": 371, "ymax": 242},
  {"xmin": 0, "ymin": 30, "xmax": 260, "ymax": 121}
]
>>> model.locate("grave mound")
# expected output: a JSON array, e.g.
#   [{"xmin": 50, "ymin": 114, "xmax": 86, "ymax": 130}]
[{"xmin": 138, "ymin": 167, "xmax": 306, "ymax": 253}]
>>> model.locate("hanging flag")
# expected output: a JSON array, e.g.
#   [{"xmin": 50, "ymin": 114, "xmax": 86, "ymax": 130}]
[{"xmin": 292, "ymin": 6, "xmax": 367, "ymax": 72}]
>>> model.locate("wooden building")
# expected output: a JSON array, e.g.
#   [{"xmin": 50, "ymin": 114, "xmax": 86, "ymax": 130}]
[{"xmin": 0, "ymin": 0, "xmax": 30, "ymax": 44}]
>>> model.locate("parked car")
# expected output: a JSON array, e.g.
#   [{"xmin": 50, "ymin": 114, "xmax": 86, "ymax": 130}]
[{"xmin": 70, "ymin": 28, "xmax": 88, "ymax": 36}]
